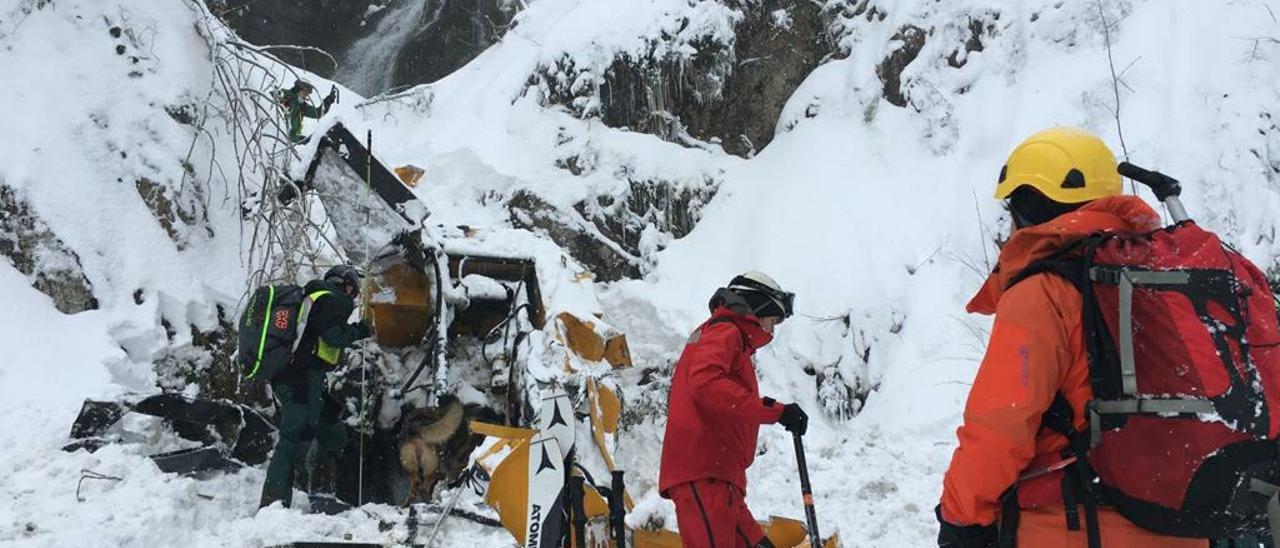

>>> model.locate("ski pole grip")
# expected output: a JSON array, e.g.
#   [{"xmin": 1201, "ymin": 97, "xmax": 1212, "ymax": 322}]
[
  {"xmin": 1117, "ymin": 162, "xmax": 1191, "ymax": 223},
  {"xmin": 1117, "ymin": 162, "xmax": 1182, "ymax": 201}
]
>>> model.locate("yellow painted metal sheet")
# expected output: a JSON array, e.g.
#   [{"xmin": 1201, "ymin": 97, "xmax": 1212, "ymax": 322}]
[
  {"xmin": 764, "ymin": 516, "xmax": 807, "ymax": 547},
  {"xmin": 368, "ymin": 259, "xmax": 431, "ymax": 347},
  {"xmin": 469, "ymin": 420, "xmax": 536, "ymax": 440},
  {"xmin": 634, "ymin": 529, "xmax": 683, "ymax": 548},
  {"xmin": 557, "ymin": 312, "xmax": 633, "ymax": 368},
  {"xmin": 394, "ymin": 164, "xmax": 425, "ymax": 187},
  {"xmin": 484, "ymin": 437, "xmax": 531, "ymax": 545}
]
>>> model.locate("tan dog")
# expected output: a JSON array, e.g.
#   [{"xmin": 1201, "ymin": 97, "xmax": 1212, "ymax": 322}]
[{"xmin": 399, "ymin": 397, "xmax": 465, "ymax": 506}]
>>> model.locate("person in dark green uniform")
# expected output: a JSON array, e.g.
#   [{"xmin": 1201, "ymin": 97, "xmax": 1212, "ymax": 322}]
[
  {"xmin": 277, "ymin": 79, "xmax": 336, "ymax": 144},
  {"xmin": 259, "ymin": 265, "xmax": 371, "ymax": 509}
]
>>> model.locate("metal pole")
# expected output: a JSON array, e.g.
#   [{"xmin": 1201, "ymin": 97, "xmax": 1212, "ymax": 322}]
[
  {"xmin": 425, "ymin": 485, "xmax": 468, "ymax": 547},
  {"xmin": 357, "ymin": 129, "xmax": 373, "ymax": 506},
  {"xmin": 569, "ymin": 475, "xmax": 587, "ymax": 548},
  {"xmin": 610, "ymin": 470, "xmax": 627, "ymax": 548},
  {"xmin": 793, "ymin": 433, "xmax": 822, "ymax": 548}
]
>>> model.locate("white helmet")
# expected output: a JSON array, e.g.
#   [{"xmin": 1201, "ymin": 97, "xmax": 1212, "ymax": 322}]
[{"xmin": 726, "ymin": 270, "xmax": 795, "ymax": 321}]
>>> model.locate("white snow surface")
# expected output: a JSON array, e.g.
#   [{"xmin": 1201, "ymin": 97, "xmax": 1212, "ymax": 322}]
[{"xmin": 2, "ymin": 0, "xmax": 1280, "ymax": 546}]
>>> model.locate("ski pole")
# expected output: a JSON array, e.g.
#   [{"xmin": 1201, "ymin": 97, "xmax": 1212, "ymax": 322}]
[
  {"xmin": 357, "ymin": 129, "xmax": 374, "ymax": 506},
  {"xmin": 569, "ymin": 475, "xmax": 587, "ymax": 548},
  {"xmin": 793, "ymin": 432, "xmax": 822, "ymax": 548},
  {"xmin": 610, "ymin": 470, "xmax": 627, "ymax": 548},
  {"xmin": 424, "ymin": 484, "xmax": 468, "ymax": 548},
  {"xmin": 424, "ymin": 466, "xmax": 487, "ymax": 547}
]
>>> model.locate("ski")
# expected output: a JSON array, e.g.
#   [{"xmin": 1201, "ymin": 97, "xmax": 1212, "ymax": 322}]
[{"xmin": 525, "ymin": 435, "xmax": 566, "ymax": 548}]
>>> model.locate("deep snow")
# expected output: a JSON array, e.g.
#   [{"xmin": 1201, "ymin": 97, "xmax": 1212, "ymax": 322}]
[{"xmin": 2, "ymin": 0, "xmax": 1280, "ymax": 546}]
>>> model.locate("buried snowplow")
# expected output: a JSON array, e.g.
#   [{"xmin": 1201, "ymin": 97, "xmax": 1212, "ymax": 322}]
[
  {"xmin": 291, "ymin": 121, "xmax": 568, "ymax": 504},
  {"xmin": 466, "ymin": 378, "xmax": 838, "ymax": 548},
  {"xmin": 58, "ymin": 120, "xmax": 838, "ymax": 546},
  {"xmin": 59, "ymin": 122, "xmax": 565, "ymax": 508},
  {"xmin": 287, "ymin": 123, "xmax": 836, "ymax": 545},
  {"xmin": 303, "ymin": 123, "xmax": 549, "ymax": 354}
]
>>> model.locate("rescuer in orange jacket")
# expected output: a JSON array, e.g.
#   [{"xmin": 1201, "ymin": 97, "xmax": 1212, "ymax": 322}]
[
  {"xmin": 660, "ymin": 271, "xmax": 808, "ymax": 548},
  {"xmin": 936, "ymin": 128, "xmax": 1208, "ymax": 547}
]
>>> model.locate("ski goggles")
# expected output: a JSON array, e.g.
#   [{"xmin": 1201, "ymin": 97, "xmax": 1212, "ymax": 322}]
[{"xmin": 729, "ymin": 282, "xmax": 796, "ymax": 322}]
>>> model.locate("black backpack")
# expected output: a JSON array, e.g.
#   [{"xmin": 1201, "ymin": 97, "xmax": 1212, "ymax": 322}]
[{"xmin": 237, "ymin": 284, "xmax": 307, "ymax": 381}]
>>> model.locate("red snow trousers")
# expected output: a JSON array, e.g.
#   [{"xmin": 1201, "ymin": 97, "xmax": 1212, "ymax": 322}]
[{"xmin": 669, "ymin": 479, "xmax": 766, "ymax": 548}]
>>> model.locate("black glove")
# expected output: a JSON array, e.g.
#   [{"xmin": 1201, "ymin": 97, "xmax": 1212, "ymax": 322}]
[
  {"xmin": 778, "ymin": 403, "xmax": 808, "ymax": 435},
  {"xmin": 322, "ymin": 88, "xmax": 337, "ymax": 110},
  {"xmin": 936, "ymin": 505, "xmax": 996, "ymax": 548},
  {"xmin": 352, "ymin": 319, "xmax": 372, "ymax": 340}
]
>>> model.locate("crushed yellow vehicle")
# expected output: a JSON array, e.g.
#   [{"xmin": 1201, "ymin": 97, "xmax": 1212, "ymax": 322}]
[{"xmin": 555, "ymin": 312, "xmax": 632, "ymax": 369}]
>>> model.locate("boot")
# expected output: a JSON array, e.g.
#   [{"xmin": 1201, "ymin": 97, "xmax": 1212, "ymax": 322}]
[
  {"xmin": 311, "ymin": 456, "xmax": 337, "ymax": 496},
  {"xmin": 258, "ymin": 468, "xmax": 294, "ymax": 509},
  {"xmin": 307, "ymin": 456, "xmax": 351, "ymax": 516}
]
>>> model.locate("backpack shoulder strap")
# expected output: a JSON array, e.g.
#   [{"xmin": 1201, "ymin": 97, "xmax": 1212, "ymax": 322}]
[
  {"xmin": 291, "ymin": 290, "xmax": 333, "ymax": 352},
  {"xmin": 1005, "ymin": 237, "xmax": 1097, "ymax": 291},
  {"xmin": 1041, "ymin": 393, "xmax": 1075, "ymax": 436}
]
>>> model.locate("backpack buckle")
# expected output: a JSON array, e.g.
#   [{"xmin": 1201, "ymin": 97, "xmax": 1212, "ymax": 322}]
[{"xmin": 1089, "ymin": 267, "xmax": 1121, "ymax": 285}]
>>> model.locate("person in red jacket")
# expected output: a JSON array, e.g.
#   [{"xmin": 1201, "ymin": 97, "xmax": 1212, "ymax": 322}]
[{"xmin": 659, "ymin": 271, "xmax": 808, "ymax": 548}]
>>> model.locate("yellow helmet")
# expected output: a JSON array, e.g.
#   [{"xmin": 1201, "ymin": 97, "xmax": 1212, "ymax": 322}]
[{"xmin": 995, "ymin": 127, "xmax": 1123, "ymax": 203}]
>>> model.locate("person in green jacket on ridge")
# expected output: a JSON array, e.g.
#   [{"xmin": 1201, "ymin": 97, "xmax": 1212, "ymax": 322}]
[
  {"xmin": 277, "ymin": 79, "xmax": 335, "ymax": 144},
  {"xmin": 259, "ymin": 264, "xmax": 372, "ymax": 509}
]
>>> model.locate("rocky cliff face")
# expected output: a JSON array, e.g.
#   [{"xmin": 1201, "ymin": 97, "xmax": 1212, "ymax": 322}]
[
  {"xmin": 215, "ymin": 0, "xmax": 519, "ymax": 95},
  {"xmin": 0, "ymin": 186, "xmax": 97, "ymax": 314},
  {"xmin": 212, "ymin": 0, "xmax": 373, "ymax": 77},
  {"xmin": 393, "ymin": 0, "xmax": 519, "ymax": 89},
  {"xmin": 532, "ymin": 0, "xmax": 837, "ymax": 158},
  {"xmin": 217, "ymin": 0, "xmax": 835, "ymax": 158}
]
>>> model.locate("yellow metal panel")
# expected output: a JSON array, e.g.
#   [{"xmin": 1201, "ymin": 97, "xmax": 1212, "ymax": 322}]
[
  {"xmin": 558, "ymin": 312, "xmax": 607, "ymax": 362},
  {"xmin": 796, "ymin": 534, "xmax": 844, "ymax": 548},
  {"xmin": 484, "ymin": 437, "xmax": 530, "ymax": 545},
  {"xmin": 633, "ymin": 529, "xmax": 683, "ymax": 548},
  {"xmin": 603, "ymin": 333, "xmax": 632, "ymax": 368},
  {"xmin": 763, "ymin": 516, "xmax": 807, "ymax": 547},
  {"xmin": 558, "ymin": 312, "xmax": 632, "ymax": 369},
  {"xmin": 469, "ymin": 421, "xmax": 536, "ymax": 440},
  {"xmin": 597, "ymin": 383, "xmax": 622, "ymax": 434},
  {"xmin": 582, "ymin": 483, "xmax": 609, "ymax": 518},
  {"xmin": 628, "ymin": 518, "xmax": 820, "ymax": 548},
  {"xmin": 587, "ymin": 378, "xmax": 617, "ymax": 472},
  {"xmin": 394, "ymin": 164, "xmax": 425, "ymax": 187},
  {"xmin": 369, "ymin": 259, "xmax": 431, "ymax": 347}
]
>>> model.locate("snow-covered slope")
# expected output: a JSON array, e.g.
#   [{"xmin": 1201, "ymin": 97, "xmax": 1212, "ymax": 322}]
[{"xmin": 2, "ymin": 0, "xmax": 1279, "ymax": 546}]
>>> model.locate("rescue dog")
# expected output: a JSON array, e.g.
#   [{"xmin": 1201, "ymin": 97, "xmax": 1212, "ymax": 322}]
[{"xmin": 399, "ymin": 395, "xmax": 466, "ymax": 506}]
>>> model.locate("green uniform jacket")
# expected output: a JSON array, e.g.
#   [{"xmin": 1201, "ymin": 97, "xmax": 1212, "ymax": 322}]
[
  {"xmin": 284, "ymin": 93, "xmax": 326, "ymax": 143},
  {"xmin": 290, "ymin": 279, "xmax": 366, "ymax": 371}
]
